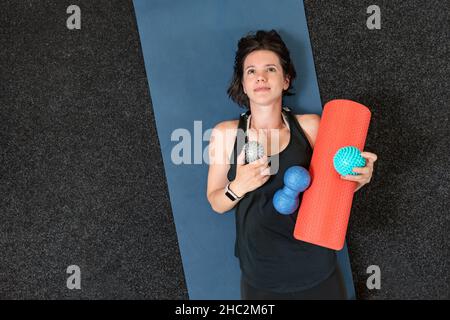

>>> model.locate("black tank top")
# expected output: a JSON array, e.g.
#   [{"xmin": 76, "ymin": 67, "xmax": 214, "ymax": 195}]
[{"xmin": 227, "ymin": 107, "xmax": 337, "ymax": 293}]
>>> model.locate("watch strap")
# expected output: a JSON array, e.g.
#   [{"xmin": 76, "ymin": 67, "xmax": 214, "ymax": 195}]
[{"xmin": 225, "ymin": 182, "xmax": 241, "ymax": 201}]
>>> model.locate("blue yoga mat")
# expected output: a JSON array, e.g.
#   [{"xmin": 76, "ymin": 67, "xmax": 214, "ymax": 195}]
[{"xmin": 133, "ymin": 0, "xmax": 355, "ymax": 299}]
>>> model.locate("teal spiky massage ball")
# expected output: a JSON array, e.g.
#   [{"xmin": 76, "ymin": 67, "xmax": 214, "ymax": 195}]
[{"xmin": 333, "ymin": 146, "xmax": 366, "ymax": 176}]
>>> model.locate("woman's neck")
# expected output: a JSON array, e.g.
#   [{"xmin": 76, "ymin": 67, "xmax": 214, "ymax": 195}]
[{"xmin": 249, "ymin": 105, "xmax": 286, "ymax": 130}]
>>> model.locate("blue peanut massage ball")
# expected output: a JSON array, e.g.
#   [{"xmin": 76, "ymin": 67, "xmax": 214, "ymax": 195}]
[
  {"xmin": 273, "ymin": 166, "xmax": 311, "ymax": 215},
  {"xmin": 333, "ymin": 146, "xmax": 366, "ymax": 176}
]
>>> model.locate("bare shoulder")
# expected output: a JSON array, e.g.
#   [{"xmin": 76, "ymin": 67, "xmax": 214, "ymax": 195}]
[
  {"xmin": 210, "ymin": 119, "xmax": 240, "ymax": 162},
  {"xmin": 294, "ymin": 114, "xmax": 321, "ymax": 148},
  {"xmin": 211, "ymin": 119, "xmax": 240, "ymax": 142},
  {"xmin": 213, "ymin": 119, "xmax": 239, "ymax": 131},
  {"xmin": 294, "ymin": 113, "xmax": 321, "ymax": 124}
]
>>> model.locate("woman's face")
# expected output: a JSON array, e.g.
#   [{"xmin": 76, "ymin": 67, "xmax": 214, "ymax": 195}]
[{"xmin": 241, "ymin": 50, "xmax": 290, "ymax": 107}]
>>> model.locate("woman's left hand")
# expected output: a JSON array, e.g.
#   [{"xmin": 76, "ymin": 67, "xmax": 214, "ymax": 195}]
[{"xmin": 340, "ymin": 151, "xmax": 378, "ymax": 192}]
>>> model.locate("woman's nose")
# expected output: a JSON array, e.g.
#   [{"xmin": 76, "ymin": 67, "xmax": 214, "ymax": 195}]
[{"xmin": 256, "ymin": 72, "xmax": 267, "ymax": 82}]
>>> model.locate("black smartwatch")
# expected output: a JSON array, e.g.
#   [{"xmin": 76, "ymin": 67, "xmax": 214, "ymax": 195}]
[{"xmin": 225, "ymin": 182, "xmax": 242, "ymax": 201}]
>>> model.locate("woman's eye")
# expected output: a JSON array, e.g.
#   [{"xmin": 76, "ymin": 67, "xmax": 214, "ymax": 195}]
[{"xmin": 246, "ymin": 68, "xmax": 275, "ymax": 74}]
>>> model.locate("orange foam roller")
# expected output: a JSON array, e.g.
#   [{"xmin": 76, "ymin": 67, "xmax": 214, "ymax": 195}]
[{"xmin": 293, "ymin": 99, "xmax": 372, "ymax": 250}]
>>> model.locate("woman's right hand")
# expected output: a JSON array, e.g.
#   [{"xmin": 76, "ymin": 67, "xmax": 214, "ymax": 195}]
[{"xmin": 229, "ymin": 148, "xmax": 272, "ymax": 197}]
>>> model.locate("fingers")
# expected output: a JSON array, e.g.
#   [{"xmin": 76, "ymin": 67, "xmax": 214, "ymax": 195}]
[
  {"xmin": 361, "ymin": 151, "xmax": 378, "ymax": 163},
  {"xmin": 351, "ymin": 167, "xmax": 370, "ymax": 175},
  {"xmin": 332, "ymin": 152, "xmax": 376, "ymax": 181},
  {"xmin": 342, "ymin": 165, "xmax": 372, "ymax": 183},
  {"xmin": 257, "ymin": 155, "xmax": 268, "ymax": 164},
  {"xmin": 237, "ymin": 148, "xmax": 246, "ymax": 166},
  {"xmin": 348, "ymin": 151, "xmax": 377, "ymax": 181},
  {"xmin": 340, "ymin": 174, "xmax": 365, "ymax": 182},
  {"xmin": 259, "ymin": 166, "xmax": 271, "ymax": 176}
]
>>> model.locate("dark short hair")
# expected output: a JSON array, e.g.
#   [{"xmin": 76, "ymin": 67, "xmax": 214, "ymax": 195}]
[{"xmin": 227, "ymin": 29, "xmax": 297, "ymax": 109}]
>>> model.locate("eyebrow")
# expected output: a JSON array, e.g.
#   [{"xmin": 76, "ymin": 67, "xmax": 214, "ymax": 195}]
[{"xmin": 244, "ymin": 64, "xmax": 277, "ymax": 70}]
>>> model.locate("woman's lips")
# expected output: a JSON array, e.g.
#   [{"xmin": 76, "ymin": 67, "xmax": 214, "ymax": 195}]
[{"xmin": 254, "ymin": 87, "xmax": 270, "ymax": 92}]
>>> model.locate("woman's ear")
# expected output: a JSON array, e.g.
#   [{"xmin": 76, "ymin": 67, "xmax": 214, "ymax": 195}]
[{"xmin": 284, "ymin": 75, "xmax": 290, "ymax": 90}]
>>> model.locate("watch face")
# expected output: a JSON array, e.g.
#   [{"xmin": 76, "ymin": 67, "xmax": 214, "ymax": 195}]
[{"xmin": 225, "ymin": 191, "xmax": 236, "ymax": 201}]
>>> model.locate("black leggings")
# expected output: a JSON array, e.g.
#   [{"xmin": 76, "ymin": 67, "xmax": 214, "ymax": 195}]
[{"xmin": 240, "ymin": 266, "xmax": 347, "ymax": 300}]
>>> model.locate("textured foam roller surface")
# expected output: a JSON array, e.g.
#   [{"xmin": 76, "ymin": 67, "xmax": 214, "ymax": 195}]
[{"xmin": 294, "ymin": 100, "xmax": 371, "ymax": 250}]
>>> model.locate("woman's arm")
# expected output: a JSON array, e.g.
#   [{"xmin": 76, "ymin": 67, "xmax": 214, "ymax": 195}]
[
  {"xmin": 206, "ymin": 121, "xmax": 243, "ymax": 214},
  {"xmin": 295, "ymin": 114, "xmax": 320, "ymax": 148}
]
